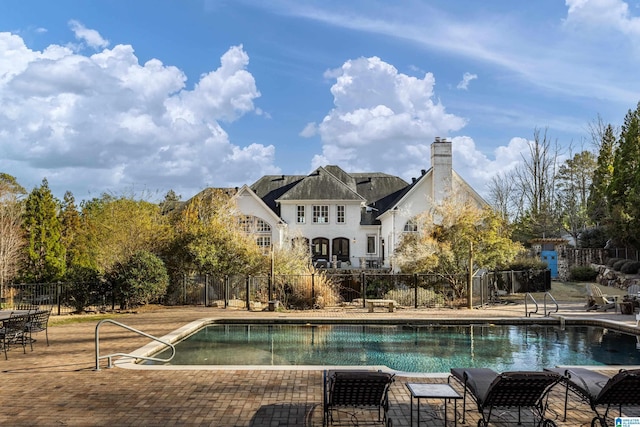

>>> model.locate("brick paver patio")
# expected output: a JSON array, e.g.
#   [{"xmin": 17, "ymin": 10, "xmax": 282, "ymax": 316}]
[{"xmin": 1, "ymin": 303, "xmax": 639, "ymax": 426}]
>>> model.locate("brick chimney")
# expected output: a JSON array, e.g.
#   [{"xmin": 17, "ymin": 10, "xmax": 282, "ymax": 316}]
[{"xmin": 431, "ymin": 137, "xmax": 452, "ymax": 203}]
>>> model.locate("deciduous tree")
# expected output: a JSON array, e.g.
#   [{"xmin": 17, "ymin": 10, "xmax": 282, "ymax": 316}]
[
  {"xmin": 0, "ymin": 173, "xmax": 26, "ymax": 297},
  {"xmin": 394, "ymin": 194, "xmax": 522, "ymax": 296}
]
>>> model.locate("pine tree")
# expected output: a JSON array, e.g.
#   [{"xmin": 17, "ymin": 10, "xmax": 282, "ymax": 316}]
[
  {"xmin": 21, "ymin": 178, "xmax": 66, "ymax": 282},
  {"xmin": 587, "ymin": 124, "xmax": 616, "ymax": 225},
  {"xmin": 608, "ymin": 103, "xmax": 640, "ymax": 248}
]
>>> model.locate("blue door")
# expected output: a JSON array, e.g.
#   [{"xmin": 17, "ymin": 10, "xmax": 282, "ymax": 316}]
[{"xmin": 540, "ymin": 251, "xmax": 558, "ymax": 278}]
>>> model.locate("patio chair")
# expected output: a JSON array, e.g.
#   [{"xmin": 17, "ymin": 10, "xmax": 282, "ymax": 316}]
[
  {"xmin": 0, "ymin": 312, "xmax": 29, "ymax": 360},
  {"xmin": 449, "ymin": 368, "xmax": 561, "ymax": 426},
  {"xmin": 25, "ymin": 308, "xmax": 51, "ymax": 350},
  {"xmin": 323, "ymin": 370, "xmax": 395, "ymax": 426},
  {"xmin": 545, "ymin": 367, "xmax": 640, "ymax": 426},
  {"xmin": 586, "ymin": 284, "xmax": 617, "ymax": 312}
]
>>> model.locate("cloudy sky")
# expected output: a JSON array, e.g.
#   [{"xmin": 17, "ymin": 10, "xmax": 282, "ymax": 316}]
[{"xmin": 1, "ymin": 0, "xmax": 639, "ymax": 201}]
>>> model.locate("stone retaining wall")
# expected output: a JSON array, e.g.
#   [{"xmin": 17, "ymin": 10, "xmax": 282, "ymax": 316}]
[{"xmin": 593, "ymin": 263, "xmax": 640, "ymax": 291}]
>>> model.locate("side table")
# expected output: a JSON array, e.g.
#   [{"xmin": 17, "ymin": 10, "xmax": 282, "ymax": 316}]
[{"xmin": 406, "ymin": 382, "xmax": 461, "ymax": 426}]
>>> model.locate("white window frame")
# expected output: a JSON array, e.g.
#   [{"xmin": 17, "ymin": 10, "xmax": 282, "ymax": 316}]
[
  {"xmin": 313, "ymin": 205, "xmax": 329, "ymax": 224},
  {"xmin": 366, "ymin": 235, "xmax": 376, "ymax": 254},
  {"xmin": 336, "ymin": 205, "xmax": 345, "ymax": 224},
  {"xmin": 296, "ymin": 205, "xmax": 305, "ymax": 224},
  {"xmin": 403, "ymin": 219, "xmax": 418, "ymax": 232}
]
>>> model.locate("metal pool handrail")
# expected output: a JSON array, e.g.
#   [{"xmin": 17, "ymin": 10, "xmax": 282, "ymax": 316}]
[
  {"xmin": 525, "ymin": 292, "xmax": 538, "ymax": 317},
  {"xmin": 525, "ymin": 292, "xmax": 559, "ymax": 317},
  {"xmin": 543, "ymin": 292, "xmax": 559, "ymax": 316},
  {"xmin": 94, "ymin": 318, "xmax": 175, "ymax": 371}
]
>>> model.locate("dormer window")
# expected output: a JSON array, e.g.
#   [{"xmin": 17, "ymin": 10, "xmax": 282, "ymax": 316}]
[{"xmin": 313, "ymin": 205, "xmax": 329, "ymax": 223}]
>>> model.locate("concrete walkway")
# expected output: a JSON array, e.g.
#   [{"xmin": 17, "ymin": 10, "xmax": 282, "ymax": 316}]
[{"xmin": 1, "ymin": 302, "xmax": 639, "ymax": 426}]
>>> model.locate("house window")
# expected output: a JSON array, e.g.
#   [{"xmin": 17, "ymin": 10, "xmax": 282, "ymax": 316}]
[
  {"xmin": 366, "ymin": 235, "xmax": 376, "ymax": 254},
  {"xmin": 297, "ymin": 205, "xmax": 305, "ymax": 224},
  {"xmin": 313, "ymin": 205, "xmax": 329, "ymax": 223},
  {"xmin": 239, "ymin": 215, "xmax": 271, "ymax": 251},
  {"xmin": 256, "ymin": 236, "xmax": 271, "ymax": 249},
  {"xmin": 404, "ymin": 219, "xmax": 418, "ymax": 232},
  {"xmin": 336, "ymin": 205, "xmax": 345, "ymax": 223}
]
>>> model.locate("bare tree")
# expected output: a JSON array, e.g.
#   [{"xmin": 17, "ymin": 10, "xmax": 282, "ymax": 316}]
[
  {"xmin": 512, "ymin": 128, "xmax": 562, "ymax": 238},
  {"xmin": 0, "ymin": 174, "xmax": 26, "ymax": 299},
  {"xmin": 487, "ymin": 170, "xmax": 516, "ymax": 222}
]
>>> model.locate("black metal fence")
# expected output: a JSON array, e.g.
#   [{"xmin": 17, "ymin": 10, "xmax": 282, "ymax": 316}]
[{"xmin": 3, "ymin": 269, "xmax": 550, "ymax": 315}]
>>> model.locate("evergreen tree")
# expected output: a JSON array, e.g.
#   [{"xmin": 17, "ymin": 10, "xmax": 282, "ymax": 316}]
[
  {"xmin": 608, "ymin": 103, "xmax": 640, "ymax": 248},
  {"xmin": 21, "ymin": 178, "xmax": 66, "ymax": 282},
  {"xmin": 587, "ymin": 124, "xmax": 616, "ymax": 225}
]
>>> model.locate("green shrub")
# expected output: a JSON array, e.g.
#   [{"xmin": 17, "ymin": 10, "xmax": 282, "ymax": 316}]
[
  {"xmin": 109, "ymin": 250, "xmax": 169, "ymax": 309},
  {"xmin": 569, "ymin": 266, "xmax": 598, "ymax": 282},
  {"xmin": 620, "ymin": 261, "xmax": 640, "ymax": 274},
  {"xmin": 613, "ymin": 259, "xmax": 628, "ymax": 271},
  {"xmin": 606, "ymin": 257, "xmax": 623, "ymax": 267}
]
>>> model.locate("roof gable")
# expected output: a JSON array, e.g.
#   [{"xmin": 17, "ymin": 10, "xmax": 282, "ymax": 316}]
[{"xmin": 277, "ymin": 167, "xmax": 364, "ymax": 202}]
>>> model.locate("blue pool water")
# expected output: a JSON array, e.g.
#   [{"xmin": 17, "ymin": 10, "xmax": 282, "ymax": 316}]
[{"xmin": 146, "ymin": 324, "xmax": 640, "ymax": 372}]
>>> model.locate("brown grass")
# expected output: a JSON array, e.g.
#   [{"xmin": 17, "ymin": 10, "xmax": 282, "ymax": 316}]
[{"xmin": 501, "ymin": 281, "xmax": 627, "ymax": 304}]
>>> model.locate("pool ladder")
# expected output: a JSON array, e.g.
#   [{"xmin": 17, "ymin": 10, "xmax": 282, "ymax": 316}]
[
  {"xmin": 94, "ymin": 318, "xmax": 175, "ymax": 371},
  {"xmin": 524, "ymin": 292, "xmax": 559, "ymax": 318}
]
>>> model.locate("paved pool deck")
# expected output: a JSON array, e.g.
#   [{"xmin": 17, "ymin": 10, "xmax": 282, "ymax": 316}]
[{"xmin": 1, "ymin": 302, "xmax": 639, "ymax": 426}]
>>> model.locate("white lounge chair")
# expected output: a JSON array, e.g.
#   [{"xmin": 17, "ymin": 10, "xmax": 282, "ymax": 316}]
[{"xmin": 586, "ymin": 284, "xmax": 617, "ymax": 312}]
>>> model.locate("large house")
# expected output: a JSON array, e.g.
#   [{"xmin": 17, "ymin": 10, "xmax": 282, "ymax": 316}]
[{"xmin": 234, "ymin": 138, "xmax": 486, "ymax": 270}]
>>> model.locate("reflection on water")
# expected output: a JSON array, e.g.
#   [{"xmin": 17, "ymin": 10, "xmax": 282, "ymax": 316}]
[{"xmin": 147, "ymin": 324, "xmax": 640, "ymax": 372}]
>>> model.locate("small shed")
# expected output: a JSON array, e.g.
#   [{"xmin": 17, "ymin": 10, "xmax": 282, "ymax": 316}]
[{"xmin": 530, "ymin": 238, "xmax": 568, "ymax": 280}]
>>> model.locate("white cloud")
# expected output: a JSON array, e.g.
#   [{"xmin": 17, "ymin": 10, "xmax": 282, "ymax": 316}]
[
  {"xmin": 311, "ymin": 56, "xmax": 466, "ymax": 180},
  {"xmin": 565, "ymin": 0, "xmax": 640, "ymax": 36},
  {"xmin": 451, "ymin": 135, "xmax": 530, "ymax": 194},
  {"xmin": 456, "ymin": 72, "xmax": 477, "ymax": 90},
  {"xmin": 0, "ymin": 27, "xmax": 279, "ymax": 199},
  {"xmin": 299, "ymin": 122, "xmax": 317, "ymax": 137},
  {"xmin": 68, "ymin": 20, "xmax": 110, "ymax": 50}
]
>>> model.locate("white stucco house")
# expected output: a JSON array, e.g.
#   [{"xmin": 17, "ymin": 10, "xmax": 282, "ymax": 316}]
[{"xmin": 232, "ymin": 138, "xmax": 486, "ymax": 269}]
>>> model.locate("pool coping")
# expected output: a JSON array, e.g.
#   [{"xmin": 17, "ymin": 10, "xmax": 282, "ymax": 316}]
[{"xmin": 113, "ymin": 315, "xmax": 640, "ymax": 372}]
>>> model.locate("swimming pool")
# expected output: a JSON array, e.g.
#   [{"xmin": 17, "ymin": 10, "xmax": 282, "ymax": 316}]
[{"xmin": 142, "ymin": 323, "xmax": 640, "ymax": 372}]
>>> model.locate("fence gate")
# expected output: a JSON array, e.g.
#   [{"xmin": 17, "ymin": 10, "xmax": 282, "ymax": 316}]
[{"xmin": 540, "ymin": 251, "xmax": 558, "ymax": 278}]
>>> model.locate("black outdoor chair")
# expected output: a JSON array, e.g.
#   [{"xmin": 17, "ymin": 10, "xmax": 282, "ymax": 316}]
[
  {"xmin": 323, "ymin": 369, "xmax": 395, "ymax": 426},
  {"xmin": 25, "ymin": 308, "xmax": 52, "ymax": 350},
  {"xmin": 450, "ymin": 368, "xmax": 562, "ymax": 426},
  {"xmin": 0, "ymin": 312, "xmax": 29, "ymax": 360},
  {"xmin": 545, "ymin": 367, "xmax": 640, "ymax": 427}
]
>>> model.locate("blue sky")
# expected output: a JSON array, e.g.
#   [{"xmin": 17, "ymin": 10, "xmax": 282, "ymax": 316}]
[{"xmin": 1, "ymin": 0, "xmax": 639, "ymax": 201}]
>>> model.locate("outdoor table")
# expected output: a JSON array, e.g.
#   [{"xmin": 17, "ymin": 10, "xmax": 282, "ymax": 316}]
[
  {"xmin": 0, "ymin": 310, "xmax": 33, "ymax": 321},
  {"xmin": 406, "ymin": 382, "xmax": 461, "ymax": 426}
]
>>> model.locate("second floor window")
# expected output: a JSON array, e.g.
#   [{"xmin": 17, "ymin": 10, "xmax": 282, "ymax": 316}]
[
  {"xmin": 297, "ymin": 205, "xmax": 305, "ymax": 223},
  {"xmin": 336, "ymin": 205, "xmax": 345, "ymax": 223},
  {"xmin": 313, "ymin": 205, "xmax": 329, "ymax": 223}
]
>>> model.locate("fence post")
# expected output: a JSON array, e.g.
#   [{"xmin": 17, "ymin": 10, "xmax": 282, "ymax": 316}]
[
  {"xmin": 311, "ymin": 273, "xmax": 315, "ymax": 306},
  {"xmin": 56, "ymin": 282, "xmax": 62, "ymax": 316},
  {"xmin": 183, "ymin": 274, "xmax": 187, "ymax": 305},
  {"xmin": 361, "ymin": 272, "xmax": 366, "ymax": 308},
  {"xmin": 414, "ymin": 274, "xmax": 418, "ymax": 309},
  {"xmin": 245, "ymin": 275, "xmax": 250, "ymax": 311},
  {"xmin": 205, "ymin": 275, "xmax": 209, "ymax": 307},
  {"xmin": 224, "ymin": 275, "xmax": 229, "ymax": 309}
]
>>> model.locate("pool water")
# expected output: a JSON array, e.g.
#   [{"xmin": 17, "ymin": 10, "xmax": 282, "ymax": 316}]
[{"xmin": 146, "ymin": 324, "xmax": 640, "ymax": 372}]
